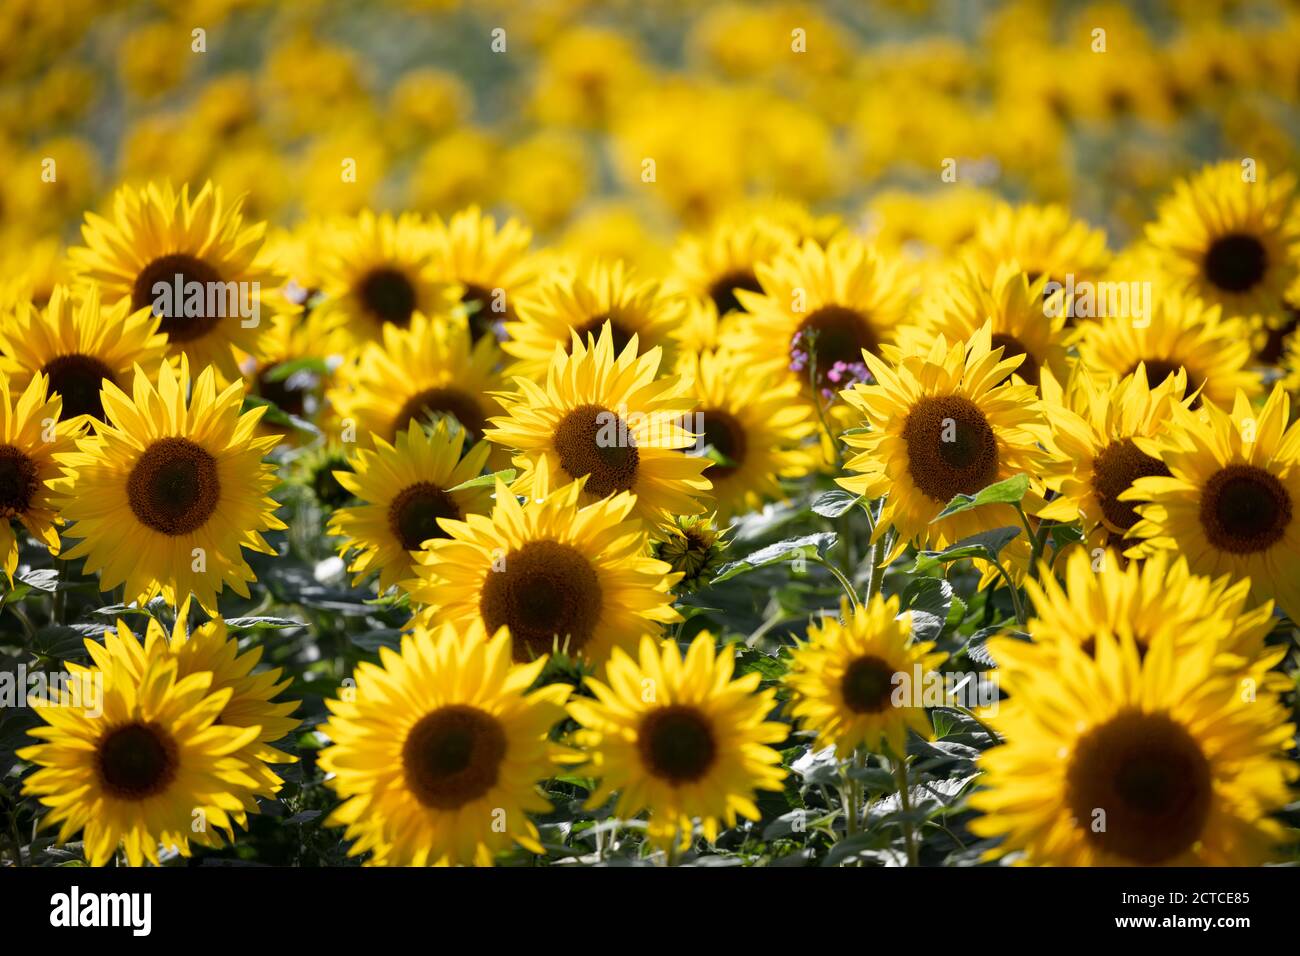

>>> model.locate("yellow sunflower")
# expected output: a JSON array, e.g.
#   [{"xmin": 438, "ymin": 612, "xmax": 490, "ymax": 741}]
[
  {"xmin": 962, "ymin": 201, "xmax": 1112, "ymax": 292},
  {"xmin": 85, "ymin": 605, "xmax": 301, "ymax": 801},
  {"xmin": 733, "ymin": 235, "xmax": 910, "ymax": 425},
  {"xmin": 1145, "ymin": 160, "xmax": 1300, "ymax": 325},
  {"xmin": 318, "ymin": 621, "xmax": 571, "ymax": 866},
  {"xmin": 566, "ymin": 633, "xmax": 787, "ymax": 851},
  {"xmin": 328, "ymin": 418, "xmax": 493, "ymax": 593},
  {"xmin": 1122, "ymin": 383, "xmax": 1300, "ymax": 622},
  {"xmin": 838, "ymin": 324, "xmax": 1050, "ymax": 565},
  {"xmin": 315, "ymin": 210, "xmax": 459, "ymax": 343},
  {"xmin": 502, "ymin": 259, "xmax": 684, "ymax": 382},
  {"xmin": 0, "ymin": 284, "xmax": 168, "ymax": 424},
  {"xmin": 1038, "ymin": 365, "xmax": 1193, "ymax": 546},
  {"xmin": 785, "ymin": 594, "xmax": 946, "ymax": 760},
  {"xmin": 328, "ymin": 312, "xmax": 504, "ymax": 456},
  {"xmin": 487, "ymin": 323, "xmax": 711, "ymax": 528},
  {"xmin": 0, "ymin": 372, "xmax": 83, "ymax": 581},
  {"xmin": 899, "ymin": 261, "xmax": 1070, "ymax": 391},
  {"xmin": 409, "ymin": 477, "xmax": 679, "ymax": 667},
  {"xmin": 430, "ymin": 205, "xmax": 537, "ymax": 345},
  {"xmin": 1076, "ymin": 292, "xmax": 1261, "ymax": 408},
  {"xmin": 669, "ymin": 215, "xmax": 797, "ymax": 323},
  {"xmin": 18, "ymin": 646, "xmax": 262, "ymax": 867},
  {"xmin": 69, "ymin": 180, "xmax": 277, "ymax": 379},
  {"xmin": 677, "ymin": 348, "xmax": 816, "ymax": 523},
  {"xmin": 970, "ymin": 625, "xmax": 1296, "ymax": 865},
  {"xmin": 53, "ymin": 358, "xmax": 285, "ymax": 613}
]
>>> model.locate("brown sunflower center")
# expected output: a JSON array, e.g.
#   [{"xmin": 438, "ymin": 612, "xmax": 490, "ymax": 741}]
[
  {"xmin": 461, "ymin": 282, "xmax": 511, "ymax": 343},
  {"xmin": 707, "ymin": 269, "xmax": 763, "ymax": 316},
  {"xmin": 840, "ymin": 654, "xmax": 897, "ymax": 714},
  {"xmin": 1066, "ymin": 711, "xmax": 1212, "ymax": 864},
  {"xmin": 255, "ymin": 367, "xmax": 308, "ymax": 418},
  {"xmin": 1091, "ymin": 438, "xmax": 1172, "ymax": 532},
  {"xmin": 552, "ymin": 403, "xmax": 639, "ymax": 498},
  {"xmin": 393, "ymin": 388, "xmax": 486, "ymax": 442},
  {"xmin": 1203, "ymin": 233, "xmax": 1268, "ymax": 294},
  {"xmin": 127, "ymin": 437, "xmax": 221, "ymax": 536},
  {"xmin": 0, "ymin": 445, "xmax": 39, "ymax": 517},
  {"xmin": 989, "ymin": 333, "xmax": 1039, "ymax": 386},
  {"xmin": 570, "ymin": 317, "xmax": 634, "ymax": 355},
  {"xmin": 1199, "ymin": 464, "xmax": 1292, "ymax": 554},
  {"xmin": 637, "ymin": 705, "xmax": 717, "ymax": 784},
  {"xmin": 479, "ymin": 539, "xmax": 603, "ymax": 661},
  {"xmin": 387, "ymin": 482, "xmax": 460, "ymax": 552},
  {"xmin": 793, "ymin": 305, "xmax": 877, "ymax": 387},
  {"xmin": 358, "ymin": 267, "xmax": 418, "ymax": 328},
  {"xmin": 901, "ymin": 395, "xmax": 999, "ymax": 504},
  {"xmin": 42, "ymin": 354, "xmax": 116, "ymax": 421},
  {"xmin": 697, "ymin": 408, "xmax": 747, "ymax": 479},
  {"xmin": 96, "ymin": 721, "xmax": 179, "ymax": 800},
  {"xmin": 402, "ymin": 705, "xmax": 507, "ymax": 810},
  {"xmin": 130, "ymin": 253, "xmax": 224, "ymax": 343}
]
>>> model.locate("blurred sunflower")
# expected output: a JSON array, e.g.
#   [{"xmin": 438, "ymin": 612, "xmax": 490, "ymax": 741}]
[
  {"xmin": 19, "ymin": 649, "xmax": 261, "ymax": 867},
  {"xmin": 1123, "ymin": 383, "xmax": 1300, "ymax": 622},
  {"xmin": 502, "ymin": 260, "xmax": 684, "ymax": 382},
  {"xmin": 0, "ymin": 372, "xmax": 82, "ymax": 581},
  {"xmin": 318, "ymin": 622, "xmax": 571, "ymax": 867},
  {"xmin": 786, "ymin": 595, "xmax": 945, "ymax": 760},
  {"xmin": 1076, "ymin": 293, "xmax": 1261, "ymax": 408},
  {"xmin": 971, "ymin": 627, "xmax": 1295, "ymax": 865},
  {"xmin": 316, "ymin": 210, "xmax": 459, "ymax": 343},
  {"xmin": 962, "ymin": 202, "xmax": 1112, "ymax": 294},
  {"xmin": 430, "ymin": 205, "xmax": 537, "ymax": 345},
  {"xmin": 1038, "ymin": 365, "xmax": 1191, "ymax": 548},
  {"xmin": 838, "ymin": 324, "xmax": 1049, "ymax": 565},
  {"xmin": 678, "ymin": 348, "xmax": 816, "ymax": 522},
  {"xmin": 328, "ymin": 418, "xmax": 493, "ymax": 593},
  {"xmin": 566, "ymin": 633, "xmax": 787, "ymax": 851},
  {"xmin": 670, "ymin": 216, "xmax": 795, "ymax": 323},
  {"xmin": 1146, "ymin": 160, "xmax": 1300, "ymax": 325},
  {"xmin": 240, "ymin": 309, "xmax": 346, "ymax": 439},
  {"xmin": 409, "ymin": 477, "xmax": 679, "ymax": 667},
  {"xmin": 488, "ymin": 323, "xmax": 710, "ymax": 527},
  {"xmin": 0, "ymin": 284, "xmax": 168, "ymax": 423},
  {"xmin": 54, "ymin": 359, "xmax": 285, "ymax": 613},
  {"xmin": 69, "ymin": 180, "xmax": 276, "ymax": 379}
]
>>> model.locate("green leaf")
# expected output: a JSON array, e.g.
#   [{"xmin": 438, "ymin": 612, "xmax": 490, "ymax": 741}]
[
  {"xmin": 911, "ymin": 526, "xmax": 1021, "ymax": 574},
  {"xmin": 902, "ymin": 576, "xmax": 953, "ymax": 642},
  {"xmin": 933, "ymin": 474, "xmax": 1029, "ymax": 520},
  {"xmin": 224, "ymin": 616, "xmax": 305, "ymax": 631},
  {"xmin": 349, "ymin": 629, "xmax": 405, "ymax": 652},
  {"xmin": 810, "ymin": 490, "xmax": 863, "ymax": 518},
  {"xmin": 712, "ymin": 532, "xmax": 838, "ymax": 584},
  {"xmin": 261, "ymin": 356, "xmax": 329, "ymax": 383},
  {"xmin": 446, "ymin": 469, "xmax": 516, "ymax": 492}
]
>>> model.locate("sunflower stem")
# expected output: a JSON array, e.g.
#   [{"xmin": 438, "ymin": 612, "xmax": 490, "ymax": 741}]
[
  {"xmin": 809, "ymin": 555, "xmax": 859, "ymax": 609},
  {"xmin": 893, "ymin": 755, "xmax": 919, "ymax": 867},
  {"xmin": 844, "ymin": 750, "xmax": 864, "ymax": 840},
  {"xmin": 1014, "ymin": 504, "xmax": 1044, "ymax": 580},
  {"xmin": 804, "ymin": 330, "xmax": 843, "ymax": 469}
]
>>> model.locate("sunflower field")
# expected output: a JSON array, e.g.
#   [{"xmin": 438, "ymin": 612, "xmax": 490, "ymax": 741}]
[{"xmin": 2, "ymin": 0, "xmax": 1300, "ymax": 890}]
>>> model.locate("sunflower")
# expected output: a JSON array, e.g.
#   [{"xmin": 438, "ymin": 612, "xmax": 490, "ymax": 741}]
[
  {"xmin": 0, "ymin": 372, "xmax": 83, "ymax": 581},
  {"xmin": 328, "ymin": 419, "xmax": 493, "ymax": 593},
  {"xmin": 487, "ymin": 323, "xmax": 711, "ymax": 528},
  {"xmin": 838, "ymin": 324, "xmax": 1050, "ymax": 565},
  {"xmin": 1076, "ymin": 292, "xmax": 1261, "ymax": 408},
  {"xmin": 900, "ymin": 261, "xmax": 1070, "ymax": 391},
  {"xmin": 328, "ymin": 313, "xmax": 504, "ymax": 457},
  {"xmin": 315, "ymin": 210, "xmax": 459, "ymax": 343},
  {"xmin": 0, "ymin": 284, "xmax": 168, "ymax": 423},
  {"xmin": 409, "ymin": 477, "xmax": 679, "ymax": 667},
  {"xmin": 733, "ymin": 235, "xmax": 910, "ymax": 421},
  {"xmin": 786, "ymin": 595, "xmax": 946, "ymax": 760},
  {"xmin": 669, "ymin": 215, "xmax": 796, "ymax": 323},
  {"xmin": 566, "ymin": 633, "xmax": 787, "ymax": 851},
  {"xmin": 68, "ymin": 180, "xmax": 277, "ymax": 380},
  {"xmin": 962, "ymin": 201, "xmax": 1112, "ymax": 293},
  {"xmin": 1145, "ymin": 160, "xmax": 1300, "ymax": 326},
  {"xmin": 318, "ymin": 621, "xmax": 571, "ymax": 866},
  {"xmin": 53, "ymin": 359, "xmax": 285, "ymax": 613},
  {"xmin": 677, "ymin": 348, "xmax": 816, "ymax": 522},
  {"xmin": 969, "ymin": 626, "xmax": 1296, "ymax": 865},
  {"xmin": 430, "ymin": 205, "xmax": 537, "ymax": 345},
  {"xmin": 1122, "ymin": 383, "xmax": 1300, "ymax": 623},
  {"xmin": 1038, "ymin": 365, "xmax": 1192, "ymax": 547},
  {"xmin": 85, "ymin": 606, "xmax": 300, "ymax": 801},
  {"xmin": 653, "ymin": 513, "xmax": 731, "ymax": 594},
  {"xmin": 502, "ymin": 259, "xmax": 684, "ymax": 382},
  {"xmin": 18, "ymin": 646, "xmax": 262, "ymax": 867}
]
